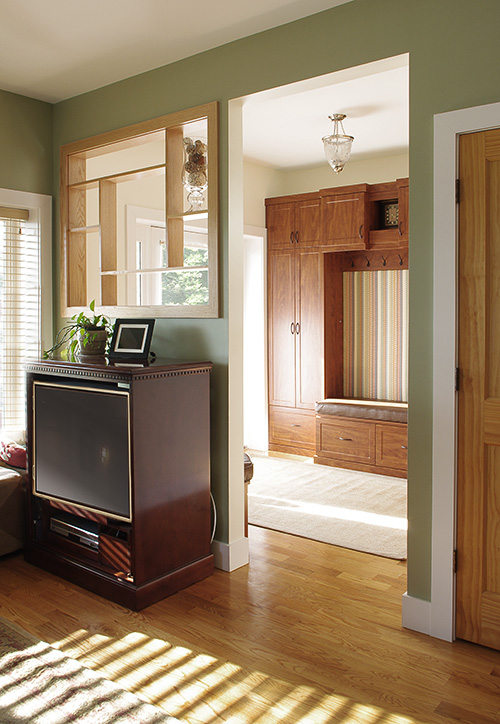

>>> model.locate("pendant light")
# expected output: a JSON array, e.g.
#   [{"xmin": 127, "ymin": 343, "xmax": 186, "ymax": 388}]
[{"xmin": 322, "ymin": 113, "xmax": 354, "ymax": 174}]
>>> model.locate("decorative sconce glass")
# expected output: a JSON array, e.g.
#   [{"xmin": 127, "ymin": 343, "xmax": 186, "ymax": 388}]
[
  {"xmin": 183, "ymin": 137, "xmax": 208, "ymax": 211},
  {"xmin": 322, "ymin": 113, "xmax": 354, "ymax": 174}
]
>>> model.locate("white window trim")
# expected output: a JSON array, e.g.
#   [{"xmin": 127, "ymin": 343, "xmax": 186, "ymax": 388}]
[{"xmin": 0, "ymin": 188, "xmax": 52, "ymax": 352}]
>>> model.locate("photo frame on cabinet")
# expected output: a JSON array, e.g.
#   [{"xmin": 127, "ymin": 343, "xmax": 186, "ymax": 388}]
[{"xmin": 108, "ymin": 319, "xmax": 155, "ymax": 360}]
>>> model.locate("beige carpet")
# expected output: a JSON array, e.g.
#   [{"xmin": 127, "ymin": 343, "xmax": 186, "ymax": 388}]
[
  {"xmin": 0, "ymin": 616, "xmax": 180, "ymax": 723},
  {"xmin": 247, "ymin": 451, "xmax": 407, "ymax": 559}
]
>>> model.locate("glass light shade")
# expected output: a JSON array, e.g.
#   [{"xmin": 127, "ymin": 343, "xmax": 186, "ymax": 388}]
[{"xmin": 322, "ymin": 133, "xmax": 354, "ymax": 174}]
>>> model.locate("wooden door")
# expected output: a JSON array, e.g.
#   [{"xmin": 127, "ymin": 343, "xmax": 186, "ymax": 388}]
[
  {"xmin": 295, "ymin": 249, "xmax": 324, "ymax": 409},
  {"xmin": 267, "ymin": 249, "xmax": 296, "ymax": 407},
  {"xmin": 456, "ymin": 128, "xmax": 500, "ymax": 650},
  {"xmin": 266, "ymin": 202, "xmax": 295, "ymax": 250}
]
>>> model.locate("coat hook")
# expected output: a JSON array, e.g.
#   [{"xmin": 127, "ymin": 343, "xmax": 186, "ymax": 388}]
[
  {"xmin": 382, "ymin": 255, "xmax": 387, "ymax": 267},
  {"xmin": 365, "ymin": 256, "xmax": 370, "ymax": 267},
  {"xmin": 398, "ymin": 254, "xmax": 404, "ymax": 266}
]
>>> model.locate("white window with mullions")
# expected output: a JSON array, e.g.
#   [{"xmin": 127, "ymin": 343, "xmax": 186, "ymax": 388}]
[{"xmin": 0, "ymin": 190, "xmax": 51, "ymax": 440}]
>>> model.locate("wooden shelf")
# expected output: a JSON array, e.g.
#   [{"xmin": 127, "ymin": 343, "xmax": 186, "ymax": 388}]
[{"xmin": 68, "ymin": 164, "xmax": 165, "ymax": 190}]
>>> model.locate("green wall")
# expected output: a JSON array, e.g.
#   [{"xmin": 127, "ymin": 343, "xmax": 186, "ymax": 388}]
[
  {"xmin": 4, "ymin": 0, "xmax": 500, "ymax": 600},
  {"xmin": 0, "ymin": 90, "xmax": 53, "ymax": 195}
]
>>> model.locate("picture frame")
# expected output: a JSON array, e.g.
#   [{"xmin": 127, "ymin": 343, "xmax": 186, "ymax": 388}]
[{"xmin": 108, "ymin": 319, "xmax": 155, "ymax": 361}]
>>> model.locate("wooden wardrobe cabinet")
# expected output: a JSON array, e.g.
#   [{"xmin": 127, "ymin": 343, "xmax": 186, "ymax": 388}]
[
  {"xmin": 265, "ymin": 193, "xmax": 320, "ymax": 250},
  {"xmin": 267, "ymin": 247, "xmax": 325, "ymax": 455}
]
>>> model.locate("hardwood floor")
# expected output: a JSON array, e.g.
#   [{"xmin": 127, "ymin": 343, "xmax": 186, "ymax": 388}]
[{"xmin": 1, "ymin": 526, "xmax": 500, "ymax": 724}]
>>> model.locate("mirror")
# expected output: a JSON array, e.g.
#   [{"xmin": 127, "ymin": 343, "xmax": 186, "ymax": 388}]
[{"xmin": 60, "ymin": 102, "xmax": 218, "ymax": 318}]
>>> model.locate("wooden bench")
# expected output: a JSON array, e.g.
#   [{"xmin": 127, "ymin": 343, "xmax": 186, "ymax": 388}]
[{"xmin": 314, "ymin": 399, "xmax": 408, "ymax": 477}]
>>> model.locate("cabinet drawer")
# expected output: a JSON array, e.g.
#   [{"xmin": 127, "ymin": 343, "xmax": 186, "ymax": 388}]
[
  {"xmin": 269, "ymin": 408, "xmax": 316, "ymax": 447},
  {"xmin": 376, "ymin": 423, "xmax": 408, "ymax": 470},
  {"xmin": 316, "ymin": 416, "xmax": 376, "ymax": 464}
]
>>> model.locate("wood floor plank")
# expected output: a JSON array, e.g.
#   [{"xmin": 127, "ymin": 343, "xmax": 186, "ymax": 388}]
[{"xmin": 1, "ymin": 527, "xmax": 500, "ymax": 724}]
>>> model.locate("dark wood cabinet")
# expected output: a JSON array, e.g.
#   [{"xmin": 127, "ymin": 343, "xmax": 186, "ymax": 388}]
[{"xmin": 24, "ymin": 357, "xmax": 214, "ymax": 610}]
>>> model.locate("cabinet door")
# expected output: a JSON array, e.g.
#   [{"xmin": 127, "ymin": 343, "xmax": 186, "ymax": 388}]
[
  {"xmin": 295, "ymin": 197, "xmax": 320, "ymax": 247},
  {"xmin": 268, "ymin": 249, "xmax": 296, "ymax": 407},
  {"xmin": 321, "ymin": 191, "xmax": 367, "ymax": 249},
  {"xmin": 397, "ymin": 183, "xmax": 409, "ymax": 242},
  {"xmin": 296, "ymin": 249, "xmax": 324, "ymax": 409},
  {"xmin": 266, "ymin": 202, "xmax": 295, "ymax": 250},
  {"xmin": 376, "ymin": 422, "xmax": 408, "ymax": 471}
]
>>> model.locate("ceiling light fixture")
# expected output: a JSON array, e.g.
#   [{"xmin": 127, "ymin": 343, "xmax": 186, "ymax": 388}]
[{"xmin": 322, "ymin": 113, "xmax": 354, "ymax": 173}]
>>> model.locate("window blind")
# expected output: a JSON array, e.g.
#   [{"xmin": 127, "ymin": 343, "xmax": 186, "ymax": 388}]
[{"xmin": 0, "ymin": 209, "xmax": 40, "ymax": 436}]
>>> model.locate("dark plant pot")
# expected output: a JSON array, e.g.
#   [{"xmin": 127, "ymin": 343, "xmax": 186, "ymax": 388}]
[{"xmin": 78, "ymin": 326, "xmax": 108, "ymax": 356}]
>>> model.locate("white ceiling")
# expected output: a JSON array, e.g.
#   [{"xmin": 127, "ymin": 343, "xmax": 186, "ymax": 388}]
[
  {"xmin": 1, "ymin": 0, "xmax": 354, "ymax": 103},
  {"xmin": 1, "ymin": 0, "xmax": 408, "ymax": 171},
  {"xmin": 242, "ymin": 55, "xmax": 408, "ymax": 170}
]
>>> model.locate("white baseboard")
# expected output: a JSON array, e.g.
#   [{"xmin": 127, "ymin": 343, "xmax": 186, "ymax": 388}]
[
  {"xmin": 402, "ymin": 592, "xmax": 432, "ymax": 636},
  {"xmin": 211, "ymin": 537, "xmax": 249, "ymax": 571}
]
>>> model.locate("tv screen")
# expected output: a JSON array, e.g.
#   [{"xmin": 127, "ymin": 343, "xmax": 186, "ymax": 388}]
[{"xmin": 33, "ymin": 382, "xmax": 131, "ymax": 520}]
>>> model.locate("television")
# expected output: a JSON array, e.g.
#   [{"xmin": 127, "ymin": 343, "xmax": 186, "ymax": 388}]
[{"xmin": 33, "ymin": 382, "xmax": 132, "ymax": 521}]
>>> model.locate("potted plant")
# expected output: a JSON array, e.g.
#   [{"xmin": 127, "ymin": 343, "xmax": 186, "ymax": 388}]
[{"xmin": 44, "ymin": 300, "xmax": 114, "ymax": 359}]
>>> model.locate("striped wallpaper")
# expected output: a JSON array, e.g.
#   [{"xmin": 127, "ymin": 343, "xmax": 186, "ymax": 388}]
[{"xmin": 343, "ymin": 270, "xmax": 409, "ymax": 402}]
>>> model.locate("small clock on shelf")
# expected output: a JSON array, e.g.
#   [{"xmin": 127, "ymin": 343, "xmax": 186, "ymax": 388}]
[{"xmin": 382, "ymin": 201, "xmax": 399, "ymax": 228}]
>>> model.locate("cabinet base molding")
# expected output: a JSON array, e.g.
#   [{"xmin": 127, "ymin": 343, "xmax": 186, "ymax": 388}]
[
  {"xmin": 313, "ymin": 454, "xmax": 407, "ymax": 478},
  {"xmin": 24, "ymin": 544, "xmax": 214, "ymax": 611},
  {"xmin": 269, "ymin": 442, "xmax": 315, "ymax": 457}
]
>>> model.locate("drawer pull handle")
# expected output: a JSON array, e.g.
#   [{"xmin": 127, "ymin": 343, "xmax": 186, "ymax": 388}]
[
  {"xmin": 338, "ymin": 437, "xmax": 353, "ymax": 441},
  {"xmin": 358, "ymin": 224, "xmax": 364, "ymax": 239},
  {"xmin": 295, "ymin": 231, "xmax": 299, "ymax": 244},
  {"xmin": 290, "ymin": 232, "xmax": 294, "ymax": 244},
  {"xmin": 290, "ymin": 322, "xmax": 296, "ymax": 334},
  {"xmin": 401, "ymin": 445, "xmax": 408, "ymax": 450},
  {"xmin": 291, "ymin": 424, "xmax": 301, "ymax": 428}
]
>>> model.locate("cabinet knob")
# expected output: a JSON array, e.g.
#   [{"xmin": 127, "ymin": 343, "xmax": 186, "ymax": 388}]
[
  {"xmin": 290, "ymin": 322, "xmax": 296, "ymax": 334},
  {"xmin": 295, "ymin": 322, "xmax": 300, "ymax": 334}
]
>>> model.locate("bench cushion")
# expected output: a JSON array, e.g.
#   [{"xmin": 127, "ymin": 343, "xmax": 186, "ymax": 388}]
[{"xmin": 315, "ymin": 398, "xmax": 408, "ymax": 424}]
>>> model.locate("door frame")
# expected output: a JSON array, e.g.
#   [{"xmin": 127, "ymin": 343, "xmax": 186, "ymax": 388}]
[{"xmin": 424, "ymin": 100, "xmax": 500, "ymax": 642}]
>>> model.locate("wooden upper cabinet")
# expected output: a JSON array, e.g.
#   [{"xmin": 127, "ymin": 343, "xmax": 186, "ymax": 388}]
[
  {"xmin": 320, "ymin": 185, "xmax": 369, "ymax": 250},
  {"xmin": 266, "ymin": 193, "xmax": 320, "ymax": 250}
]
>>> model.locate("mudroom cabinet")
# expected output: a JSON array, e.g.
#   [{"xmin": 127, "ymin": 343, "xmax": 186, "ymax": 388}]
[{"xmin": 265, "ymin": 178, "xmax": 409, "ymax": 474}]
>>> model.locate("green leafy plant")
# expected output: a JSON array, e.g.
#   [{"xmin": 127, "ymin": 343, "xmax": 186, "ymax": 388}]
[{"xmin": 44, "ymin": 300, "xmax": 114, "ymax": 359}]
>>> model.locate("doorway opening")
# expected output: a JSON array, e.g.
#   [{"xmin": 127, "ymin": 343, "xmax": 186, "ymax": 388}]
[{"xmin": 231, "ymin": 53, "xmax": 410, "ymax": 559}]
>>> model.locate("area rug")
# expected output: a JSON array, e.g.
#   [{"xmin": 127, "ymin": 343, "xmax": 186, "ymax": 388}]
[
  {"xmin": 247, "ymin": 451, "xmax": 407, "ymax": 559},
  {"xmin": 0, "ymin": 616, "xmax": 180, "ymax": 723}
]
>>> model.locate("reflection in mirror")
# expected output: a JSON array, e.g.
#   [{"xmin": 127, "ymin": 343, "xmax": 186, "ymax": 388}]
[{"xmin": 60, "ymin": 103, "xmax": 218, "ymax": 319}]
